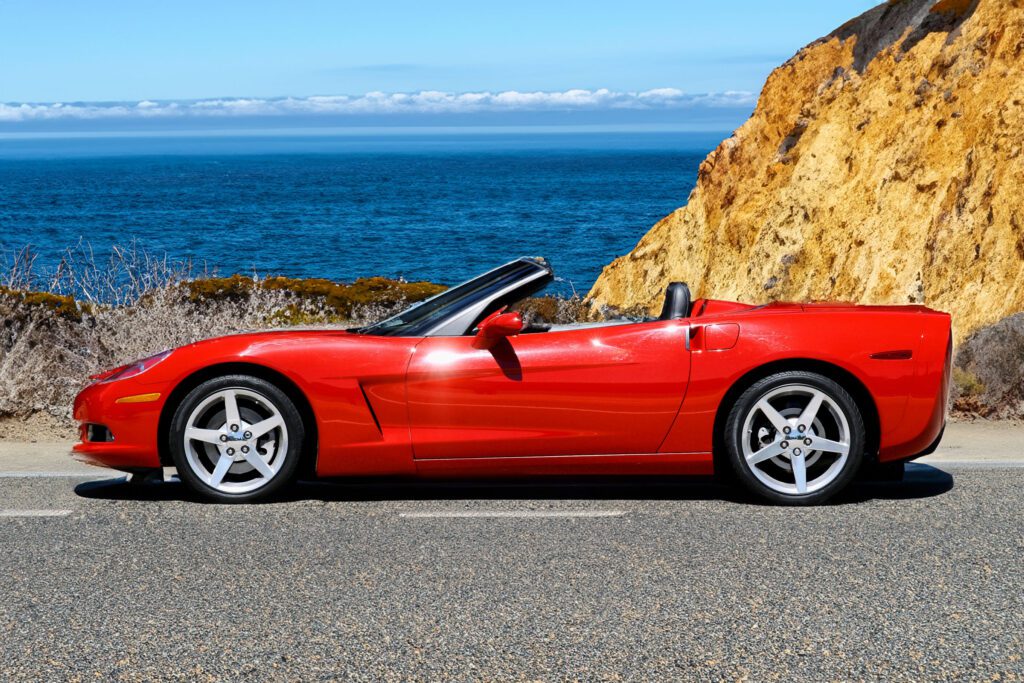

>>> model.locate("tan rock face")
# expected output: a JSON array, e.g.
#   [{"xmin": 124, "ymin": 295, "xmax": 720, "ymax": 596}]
[{"xmin": 588, "ymin": 0, "xmax": 1024, "ymax": 341}]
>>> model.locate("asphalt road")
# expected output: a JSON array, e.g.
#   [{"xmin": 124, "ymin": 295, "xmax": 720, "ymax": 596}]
[{"xmin": 0, "ymin": 466, "xmax": 1022, "ymax": 681}]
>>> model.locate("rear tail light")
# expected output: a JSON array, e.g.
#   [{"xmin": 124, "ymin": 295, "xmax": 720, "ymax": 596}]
[{"xmin": 944, "ymin": 331, "xmax": 953, "ymax": 406}]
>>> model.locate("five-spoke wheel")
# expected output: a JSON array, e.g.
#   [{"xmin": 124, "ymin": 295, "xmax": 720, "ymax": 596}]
[
  {"xmin": 726, "ymin": 371, "xmax": 865, "ymax": 504},
  {"xmin": 169, "ymin": 375, "xmax": 304, "ymax": 502}
]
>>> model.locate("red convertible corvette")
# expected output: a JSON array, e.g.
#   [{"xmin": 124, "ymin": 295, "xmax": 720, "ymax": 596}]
[{"xmin": 73, "ymin": 257, "xmax": 951, "ymax": 504}]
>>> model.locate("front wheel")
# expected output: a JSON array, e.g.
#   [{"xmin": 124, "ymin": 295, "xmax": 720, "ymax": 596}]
[
  {"xmin": 169, "ymin": 375, "xmax": 304, "ymax": 503},
  {"xmin": 725, "ymin": 371, "xmax": 865, "ymax": 505}
]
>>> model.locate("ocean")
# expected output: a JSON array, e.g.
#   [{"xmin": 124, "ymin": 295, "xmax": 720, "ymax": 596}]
[{"xmin": 0, "ymin": 130, "xmax": 722, "ymax": 294}]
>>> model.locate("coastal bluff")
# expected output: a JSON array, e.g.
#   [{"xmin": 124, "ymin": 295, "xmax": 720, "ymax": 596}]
[{"xmin": 588, "ymin": 0, "xmax": 1024, "ymax": 341}]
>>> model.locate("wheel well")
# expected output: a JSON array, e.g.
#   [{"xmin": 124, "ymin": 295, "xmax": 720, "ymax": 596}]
[
  {"xmin": 157, "ymin": 362, "xmax": 319, "ymax": 475},
  {"xmin": 711, "ymin": 359, "xmax": 881, "ymax": 476}
]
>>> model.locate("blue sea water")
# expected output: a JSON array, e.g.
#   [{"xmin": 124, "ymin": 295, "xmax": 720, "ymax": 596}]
[{"xmin": 0, "ymin": 130, "xmax": 722, "ymax": 294}]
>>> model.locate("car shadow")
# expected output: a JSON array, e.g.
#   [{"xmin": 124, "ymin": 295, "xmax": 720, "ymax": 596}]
[
  {"xmin": 832, "ymin": 464, "xmax": 955, "ymax": 505},
  {"xmin": 73, "ymin": 464, "xmax": 954, "ymax": 506}
]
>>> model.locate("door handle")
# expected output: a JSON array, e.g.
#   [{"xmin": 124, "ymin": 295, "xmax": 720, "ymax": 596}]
[
  {"xmin": 685, "ymin": 324, "xmax": 738, "ymax": 351},
  {"xmin": 685, "ymin": 325, "xmax": 699, "ymax": 351}
]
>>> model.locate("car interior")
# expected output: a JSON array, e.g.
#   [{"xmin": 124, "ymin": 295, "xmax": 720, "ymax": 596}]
[
  {"xmin": 515, "ymin": 280, "xmax": 694, "ymax": 334},
  {"xmin": 358, "ymin": 257, "xmax": 707, "ymax": 338}
]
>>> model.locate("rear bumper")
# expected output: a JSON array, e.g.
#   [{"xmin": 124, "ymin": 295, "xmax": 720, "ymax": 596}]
[
  {"xmin": 877, "ymin": 322, "xmax": 951, "ymax": 463},
  {"xmin": 878, "ymin": 397, "xmax": 947, "ymax": 462},
  {"xmin": 72, "ymin": 379, "xmax": 164, "ymax": 471},
  {"xmin": 892, "ymin": 423, "xmax": 945, "ymax": 464}
]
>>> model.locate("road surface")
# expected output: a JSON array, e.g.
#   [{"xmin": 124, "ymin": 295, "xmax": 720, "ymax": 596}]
[{"xmin": 0, "ymin": 421, "xmax": 1021, "ymax": 681}]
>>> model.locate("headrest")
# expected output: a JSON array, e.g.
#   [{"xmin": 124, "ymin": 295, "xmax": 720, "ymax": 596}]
[{"xmin": 659, "ymin": 282, "xmax": 692, "ymax": 320}]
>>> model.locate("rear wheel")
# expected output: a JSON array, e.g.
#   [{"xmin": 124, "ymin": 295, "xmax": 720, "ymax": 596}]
[
  {"xmin": 725, "ymin": 371, "xmax": 865, "ymax": 504},
  {"xmin": 169, "ymin": 375, "xmax": 304, "ymax": 503}
]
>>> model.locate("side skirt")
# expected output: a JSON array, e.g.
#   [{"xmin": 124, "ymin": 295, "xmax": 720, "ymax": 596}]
[{"xmin": 412, "ymin": 452, "xmax": 714, "ymax": 478}]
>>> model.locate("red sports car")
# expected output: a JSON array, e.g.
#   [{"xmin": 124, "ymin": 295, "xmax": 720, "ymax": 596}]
[{"xmin": 73, "ymin": 257, "xmax": 951, "ymax": 504}]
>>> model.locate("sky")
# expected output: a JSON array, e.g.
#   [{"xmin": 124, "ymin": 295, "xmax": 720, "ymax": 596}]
[{"xmin": 0, "ymin": 0, "xmax": 879, "ymax": 131}]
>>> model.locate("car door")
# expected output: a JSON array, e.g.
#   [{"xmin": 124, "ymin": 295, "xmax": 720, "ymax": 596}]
[{"xmin": 405, "ymin": 320, "xmax": 691, "ymax": 459}]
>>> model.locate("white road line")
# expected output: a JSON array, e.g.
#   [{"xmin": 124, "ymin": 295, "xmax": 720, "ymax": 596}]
[
  {"xmin": 399, "ymin": 510, "xmax": 627, "ymax": 519},
  {"xmin": 0, "ymin": 472, "xmax": 112, "ymax": 478},
  {"xmin": 0, "ymin": 509, "xmax": 73, "ymax": 517}
]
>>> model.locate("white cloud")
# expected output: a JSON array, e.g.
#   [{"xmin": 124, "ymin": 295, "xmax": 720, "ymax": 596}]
[{"xmin": 0, "ymin": 89, "xmax": 755, "ymax": 123}]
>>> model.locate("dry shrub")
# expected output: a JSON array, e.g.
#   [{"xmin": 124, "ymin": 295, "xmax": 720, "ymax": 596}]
[
  {"xmin": 0, "ymin": 242, "xmax": 445, "ymax": 423},
  {"xmin": 0, "ymin": 277, "xmax": 444, "ymax": 422},
  {"xmin": 952, "ymin": 312, "xmax": 1024, "ymax": 418},
  {"xmin": 0, "ymin": 242, "xmax": 593, "ymax": 424},
  {"xmin": 515, "ymin": 295, "xmax": 593, "ymax": 325},
  {"xmin": 5, "ymin": 240, "xmax": 200, "ymax": 307},
  {"xmin": 590, "ymin": 301, "xmax": 655, "ymax": 321}
]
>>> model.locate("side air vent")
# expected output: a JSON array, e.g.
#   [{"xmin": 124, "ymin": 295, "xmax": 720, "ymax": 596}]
[{"xmin": 359, "ymin": 384, "xmax": 383, "ymax": 435}]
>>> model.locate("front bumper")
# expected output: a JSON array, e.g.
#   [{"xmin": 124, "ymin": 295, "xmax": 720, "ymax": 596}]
[{"xmin": 72, "ymin": 379, "xmax": 164, "ymax": 471}]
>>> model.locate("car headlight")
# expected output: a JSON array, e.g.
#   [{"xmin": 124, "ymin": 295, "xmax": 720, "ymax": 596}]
[{"xmin": 89, "ymin": 349, "xmax": 173, "ymax": 382}]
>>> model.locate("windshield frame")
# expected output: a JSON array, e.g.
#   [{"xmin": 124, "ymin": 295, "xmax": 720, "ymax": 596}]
[{"xmin": 356, "ymin": 257, "xmax": 554, "ymax": 337}]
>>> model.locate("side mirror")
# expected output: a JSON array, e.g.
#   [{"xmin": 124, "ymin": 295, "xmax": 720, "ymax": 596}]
[{"xmin": 473, "ymin": 311, "xmax": 523, "ymax": 349}]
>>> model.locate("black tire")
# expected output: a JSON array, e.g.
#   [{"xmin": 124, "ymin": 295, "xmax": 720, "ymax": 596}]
[
  {"xmin": 725, "ymin": 370, "xmax": 865, "ymax": 505},
  {"xmin": 169, "ymin": 375, "xmax": 304, "ymax": 503}
]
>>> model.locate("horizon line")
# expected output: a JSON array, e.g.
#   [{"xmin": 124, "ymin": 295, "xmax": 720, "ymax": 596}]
[
  {"xmin": 0, "ymin": 123, "xmax": 741, "ymax": 141},
  {"xmin": 0, "ymin": 88, "xmax": 757, "ymax": 124}
]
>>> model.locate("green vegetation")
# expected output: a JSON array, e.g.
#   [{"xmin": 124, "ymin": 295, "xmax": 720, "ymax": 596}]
[
  {"xmin": 952, "ymin": 366, "xmax": 985, "ymax": 398},
  {"xmin": 0, "ymin": 286, "xmax": 90, "ymax": 321},
  {"xmin": 2, "ymin": 274, "xmax": 447, "ymax": 326},
  {"xmin": 183, "ymin": 275, "xmax": 446, "ymax": 319}
]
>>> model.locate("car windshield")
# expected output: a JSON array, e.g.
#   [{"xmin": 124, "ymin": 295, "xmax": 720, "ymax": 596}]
[{"xmin": 356, "ymin": 258, "xmax": 552, "ymax": 337}]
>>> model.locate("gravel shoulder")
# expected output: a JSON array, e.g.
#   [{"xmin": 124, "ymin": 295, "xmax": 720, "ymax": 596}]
[{"xmin": 919, "ymin": 419, "xmax": 1024, "ymax": 463}]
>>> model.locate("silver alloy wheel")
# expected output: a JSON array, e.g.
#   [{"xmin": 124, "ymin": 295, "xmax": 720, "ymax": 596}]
[
  {"xmin": 740, "ymin": 384, "xmax": 851, "ymax": 496},
  {"xmin": 182, "ymin": 388, "xmax": 289, "ymax": 494}
]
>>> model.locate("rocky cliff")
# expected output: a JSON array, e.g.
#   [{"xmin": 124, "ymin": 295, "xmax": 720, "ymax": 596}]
[{"xmin": 589, "ymin": 0, "xmax": 1024, "ymax": 341}]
